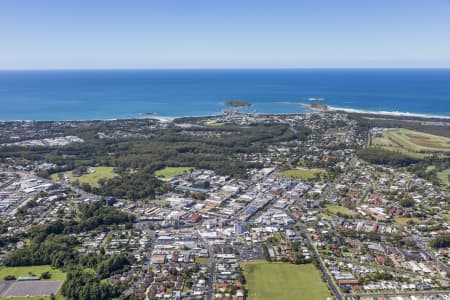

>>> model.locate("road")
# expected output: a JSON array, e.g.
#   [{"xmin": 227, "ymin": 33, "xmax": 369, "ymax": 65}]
[
  {"xmin": 198, "ymin": 233, "xmax": 215, "ymax": 300},
  {"xmin": 207, "ymin": 254, "xmax": 216, "ymax": 300},
  {"xmin": 413, "ymin": 233, "xmax": 450, "ymax": 275},
  {"xmin": 299, "ymin": 226, "xmax": 343, "ymax": 300},
  {"xmin": 348, "ymin": 290, "xmax": 450, "ymax": 297}
]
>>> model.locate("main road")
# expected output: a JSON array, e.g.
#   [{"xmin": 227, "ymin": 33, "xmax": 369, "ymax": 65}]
[{"xmin": 299, "ymin": 226, "xmax": 344, "ymax": 300}]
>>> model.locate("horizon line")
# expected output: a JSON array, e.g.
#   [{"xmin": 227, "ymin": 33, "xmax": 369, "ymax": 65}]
[{"xmin": 2, "ymin": 66, "xmax": 450, "ymax": 72}]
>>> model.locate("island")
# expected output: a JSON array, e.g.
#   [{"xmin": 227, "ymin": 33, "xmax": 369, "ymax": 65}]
[
  {"xmin": 224, "ymin": 100, "xmax": 252, "ymax": 108},
  {"xmin": 139, "ymin": 112, "xmax": 155, "ymax": 116},
  {"xmin": 303, "ymin": 102, "xmax": 329, "ymax": 112}
]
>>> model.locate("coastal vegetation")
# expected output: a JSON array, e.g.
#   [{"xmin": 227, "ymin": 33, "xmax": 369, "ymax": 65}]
[
  {"xmin": 242, "ymin": 260, "xmax": 330, "ymax": 300},
  {"xmin": 306, "ymin": 102, "xmax": 328, "ymax": 111}
]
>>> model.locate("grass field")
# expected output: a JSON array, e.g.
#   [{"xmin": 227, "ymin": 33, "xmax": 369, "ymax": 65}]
[
  {"xmin": 0, "ymin": 265, "xmax": 66, "ymax": 281},
  {"xmin": 204, "ymin": 120, "xmax": 224, "ymax": 127},
  {"xmin": 437, "ymin": 168, "xmax": 450, "ymax": 186},
  {"xmin": 194, "ymin": 257, "xmax": 210, "ymax": 264},
  {"xmin": 51, "ymin": 166, "xmax": 117, "ymax": 186},
  {"xmin": 384, "ymin": 129, "xmax": 450, "ymax": 152},
  {"xmin": 371, "ymin": 135, "xmax": 426, "ymax": 159},
  {"xmin": 426, "ymin": 165, "xmax": 436, "ymax": 172},
  {"xmin": 242, "ymin": 261, "xmax": 330, "ymax": 300},
  {"xmin": 154, "ymin": 167, "xmax": 194, "ymax": 180},
  {"xmin": 394, "ymin": 217, "xmax": 421, "ymax": 225},
  {"xmin": 325, "ymin": 204, "xmax": 357, "ymax": 217},
  {"xmin": 281, "ymin": 168, "xmax": 323, "ymax": 180},
  {"xmin": 371, "ymin": 128, "xmax": 450, "ymax": 158},
  {"xmin": 326, "ymin": 129, "xmax": 345, "ymax": 135},
  {"xmin": 442, "ymin": 214, "xmax": 450, "ymax": 222}
]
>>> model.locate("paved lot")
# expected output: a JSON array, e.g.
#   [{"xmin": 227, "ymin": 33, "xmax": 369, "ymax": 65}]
[
  {"xmin": 0, "ymin": 281, "xmax": 12, "ymax": 297},
  {"xmin": 0, "ymin": 280, "xmax": 62, "ymax": 297}
]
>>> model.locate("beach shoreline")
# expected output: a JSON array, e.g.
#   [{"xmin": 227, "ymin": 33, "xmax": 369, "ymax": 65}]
[
  {"xmin": 326, "ymin": 106, "xmax": 450, "ymax": 120},
  {"xmin": 2, "ymin": 105, "xmax": 450, "ymax": 123}
]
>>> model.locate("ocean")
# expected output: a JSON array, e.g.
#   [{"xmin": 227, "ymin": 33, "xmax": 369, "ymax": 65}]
[{"xmin": 0, "ymin": 69, "xmax": 449, "ymax": 121}]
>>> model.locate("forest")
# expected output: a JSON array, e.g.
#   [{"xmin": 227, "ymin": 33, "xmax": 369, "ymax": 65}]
[
  {"xmin": 4, "ymin": 201, "xmax": 135, "ymax": 299},
  {"xmin": 1, "ymin": 122, "xmax": 312, "ymax": 199}
]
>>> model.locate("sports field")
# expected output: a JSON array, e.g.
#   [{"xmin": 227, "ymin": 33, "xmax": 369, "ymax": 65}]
[
  {"xmin": 1, "ymin": 281, "xmax": 62, "ymax": 298},
  {"xmin": 154, "ymin": 166, "xmax": 194, "ymax": 179},
  {"xmin": 51, "ymin": 166, "xmax": 117, "ymax": 186},
  {"xmin": 242, "ymin": 261, "xmax": 330, "ymax": 300},
  {"xmin": 0, "ymin": 265, "xmax": 66, "ymax": 281},
  {"xmin": 281, "ymin": 168, "xmax": 323, "ymax": 180},
  {"xmin": 371, "ymin": 128, "xmax": 450, "ymax": 159},
  {"xmin": 383, "ymin": 129, "xmax": 450, "ymax": 152}
]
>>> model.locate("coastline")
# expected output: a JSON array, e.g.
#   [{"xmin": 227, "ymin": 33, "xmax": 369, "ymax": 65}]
[
  {"xmin": 2, "ymin": 106, "xmax": 450, "ymax": 122},
  {"xmin": 326, "ymin": 106, "xmax": 450, "ymax": 120}
]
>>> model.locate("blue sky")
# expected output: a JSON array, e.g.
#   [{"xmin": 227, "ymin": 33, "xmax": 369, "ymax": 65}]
[{"xmin": 1, "ymin": 0, "xmax": 450, "ymax": 69}]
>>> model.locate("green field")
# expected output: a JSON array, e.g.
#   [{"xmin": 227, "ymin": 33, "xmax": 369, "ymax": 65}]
[
  {"xmin": 394, "ymin": 217, "xmax": 421, "ymax": 225},
  {"xmin": 0, "ymin": 265, "xmax": 66, "ymax": 281},
  {"xmin": 204, "ymin": 120, "xmax": 224, "ymax": 127},
  {"xmin": 437, "ymin": 168, "xmax": 450, "ymax": 186},
  {"xmin": 442, "ymin": 214, "xmax": 450, "ymax": 222},
  {"xmin": 154, "ymin": 167, "xmax": 194, "ymax": 180},
  {"xmin": 281, "ymin": 168, "xmax": 323, "ymax": 180},
  {"xmin": 194, "ymin": 257, "xmax": 210, "ymax": 264},
  {"xmin": 242, "ymin": 261, "xmax": 330, "ymax": 300},
  {"xmin": 426, "ymin": 165, "xmax": 436, "ymax": 172},
  {"xmin": 325, "ymin": 204, "xmax": 357, "ymax": 217},
  {"xmin": 384, "ymin": 129, "xmax": 450, "ymax": 152},
  {"xmin": 371, "ymin": 134, "xmax": 425, "ymax": 158},
  {"xmin": 371, "ymin": 128, "xmax": 450, "ymax": 159},
  {"xmin": 51, "ymin": 166, "xmax": 117, "ymax": 186}
]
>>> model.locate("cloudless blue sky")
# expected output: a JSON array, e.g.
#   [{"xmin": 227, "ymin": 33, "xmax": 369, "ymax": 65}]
[{"xmin": 1, "ymin": 0, "xmax": 450, "ymax": 69}]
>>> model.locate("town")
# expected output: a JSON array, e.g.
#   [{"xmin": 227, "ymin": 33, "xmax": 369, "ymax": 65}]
[{"xmin": 0, "ymin": 110, "xmax": 449, "ymax": 300}]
